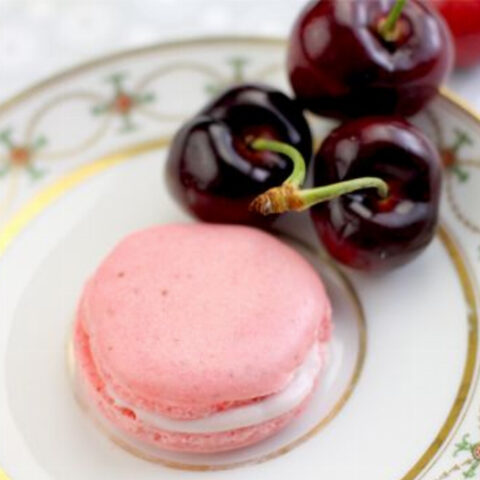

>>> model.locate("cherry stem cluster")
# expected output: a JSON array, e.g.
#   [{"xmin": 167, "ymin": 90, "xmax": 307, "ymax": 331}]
[{"xmin": 249, "ymin": 139, "xmax": 389, "ymax": 216}]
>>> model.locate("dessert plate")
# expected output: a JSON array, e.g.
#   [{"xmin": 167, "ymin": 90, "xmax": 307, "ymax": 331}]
[{"xmin": 0, "ymin": 37, "xmax": 480, "ymax": 480}]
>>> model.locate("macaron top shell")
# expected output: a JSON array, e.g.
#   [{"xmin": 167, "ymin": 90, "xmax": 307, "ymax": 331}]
[{"xmin": 82, "ymin": 224, "xmax": 331, "ymax": 411}]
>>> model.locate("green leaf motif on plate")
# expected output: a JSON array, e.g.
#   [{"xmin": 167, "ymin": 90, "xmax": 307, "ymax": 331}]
[
  {"xmin": 453, "ymin": 434, "xmax": 480, "ymax": 478},
  {"xmin": 92, "ymin": 73, "xmax": 155, "ymax": 133},
  {"xmin": 205, "ymin": 56, "xmax": 248, "ymax": 96},
  {"xmin": 0, "ymin": 128, "xmax": 47, "ymax": 181},
  {"xmin": 442, "ymin": 129, "xmax": 473, "ymax": 183}
]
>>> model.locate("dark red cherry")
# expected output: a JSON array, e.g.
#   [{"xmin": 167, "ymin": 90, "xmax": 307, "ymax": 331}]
[
  {"xmin": 166, "ymin": 84, "xmax": 312, "ymax": 225},
  {"xmin": 311, "ymin": 117, "xmax": 442, "ymax": 270},
  {"xmin": 287, "ymin": 0, "xmax": 454, "ymax": 118}
]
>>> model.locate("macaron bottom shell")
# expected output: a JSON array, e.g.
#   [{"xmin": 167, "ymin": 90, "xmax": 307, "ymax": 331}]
[{"xmin": 73, "ymin": 318, "xmax": 322, "ymax": 454}]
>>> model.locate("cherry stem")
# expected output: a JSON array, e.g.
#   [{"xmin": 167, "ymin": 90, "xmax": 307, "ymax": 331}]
[
  {"xmin": 249, "ymin": 139, "xmax": 389, "ymax": 216},
  {"xmin": 251, "ymin": 138, "xmax": 306, "ymax": 188},
  {"xmin": 296, "ymin": 178, "xmax": 389, "ymax": 210},
  {"xmin": 379, "ymin": 0, "xmax": 407, "ymax": 40}
]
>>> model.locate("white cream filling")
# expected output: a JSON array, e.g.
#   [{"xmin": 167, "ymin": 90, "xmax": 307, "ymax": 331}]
[{"xmin": 107, "ymin": 343, "xmax": 324, "ymax": 434}]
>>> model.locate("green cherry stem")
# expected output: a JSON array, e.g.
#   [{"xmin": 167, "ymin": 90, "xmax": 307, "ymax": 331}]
[
  {"xmin": 379, "ymin": 0, "xmax": 407, "ymax": 40},
  {"xmin": 249, "ymin": 139, "xmax": 389, "ymax": 216},
  {"xmin": 251, "ymin": 138, "xmax": 306, "ymax": 188}
]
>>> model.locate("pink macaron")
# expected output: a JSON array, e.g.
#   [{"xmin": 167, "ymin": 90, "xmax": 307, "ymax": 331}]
[{"xmin": 73, "ymin": 223, "xmax": 332, "ymax": 454}]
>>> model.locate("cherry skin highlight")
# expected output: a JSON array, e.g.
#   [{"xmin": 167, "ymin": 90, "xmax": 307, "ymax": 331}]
[
  {"xmin": 287, "ymin": 0, "xmax": 454, "ymax": 118},
  {"xmin": 166, "ymin": 84, "xmax": 312, "ymax": 225},
  {"xmin": 311, "ymin": 117, "xmax": 443, "ymax": 270}
]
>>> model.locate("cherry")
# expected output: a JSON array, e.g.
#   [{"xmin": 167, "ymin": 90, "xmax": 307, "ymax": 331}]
[
  {"xmin": 250, "ymin": 118, "xmax": 442, "ymax": 271},
  {"xmin": 430, "ymin": 0, "xmax": 480, "ymax": 68},
  {"xmin": 311, "ymin": 118, "xmax": 442, "ymax": 270},
  {"xmin": 166, "ymin": 84, "xmax": 312, "ymax": 225},
  {"xmin": 287, "ymin": 0, "xmax": 454, "ymax": 119}
]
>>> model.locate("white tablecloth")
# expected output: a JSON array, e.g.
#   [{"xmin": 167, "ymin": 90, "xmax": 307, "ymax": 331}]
[{"xmin": 1, "ymin": 0, "xmax": 480, "ymax": 110}]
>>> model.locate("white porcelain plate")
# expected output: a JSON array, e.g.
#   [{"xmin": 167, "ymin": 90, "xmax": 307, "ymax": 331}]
[{"xmin": 1, "ymin": 37, "xmax": 480, "ymax": 480}]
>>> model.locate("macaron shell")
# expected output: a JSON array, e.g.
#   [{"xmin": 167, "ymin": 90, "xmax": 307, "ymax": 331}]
[
  {"xmin": 74, "ymin": 318, "xmax": 322, "ymax": 453},
  {"xmin": 83, "ymin": 224, "xmax": 331, "ymax": 410}
]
